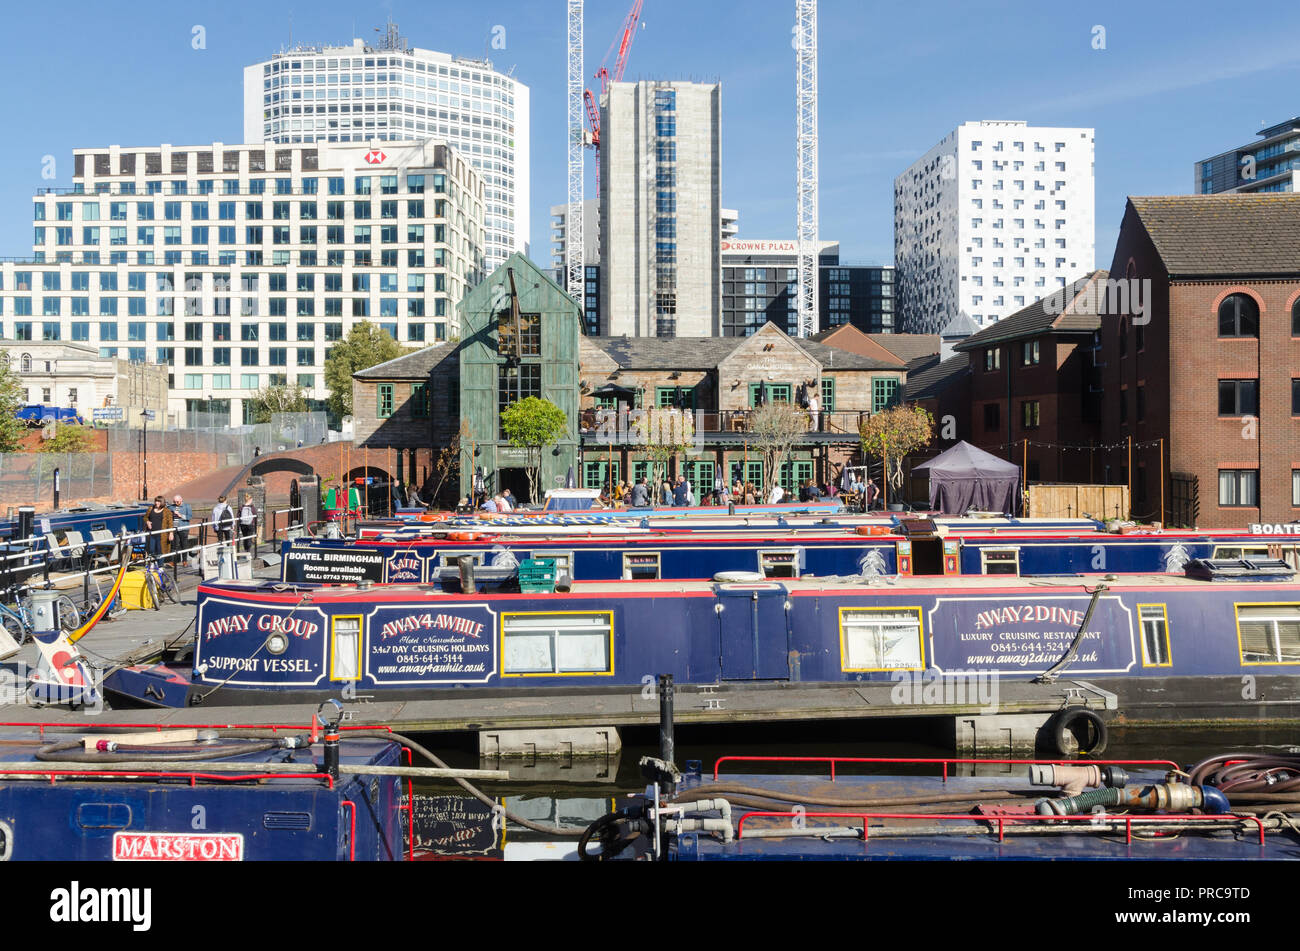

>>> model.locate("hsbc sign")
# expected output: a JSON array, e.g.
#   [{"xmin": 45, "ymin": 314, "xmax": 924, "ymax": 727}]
[{"xmin": 364, "ymin": 150, "xmax": 387, "ymax": 165}]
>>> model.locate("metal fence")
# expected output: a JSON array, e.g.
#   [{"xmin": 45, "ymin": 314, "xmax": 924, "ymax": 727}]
[
  {"xmin": 0, "ymin": 452, "xmax": 114, "ymax": 505},
  {"xmin": 105, "ymin": 411, "xmax": 333, "ymax": 464}
]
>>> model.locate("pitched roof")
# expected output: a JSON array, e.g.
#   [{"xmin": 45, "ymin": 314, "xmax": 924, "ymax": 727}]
[
  {"xmin": 954, "ymin": 270, "xmax": 1108, "ymax": 351},
  {"xmin": 940, "ymin": 312, "xmax": 981, "ymax": 338},
  {"xmin": 586, "ymin": 331, "xmax": 901, "ymax": 372},
  {"xmin": 353, "ymin": 342, "xmax": 458, "ymax": 380},
  {"xmin": 866, "ymin": 334, "xmax": 941, "ymax": 365},
  {"xmin": 1128, "ymin": 195, "xmax": 1300, "ymax": 277},
  {"xmin": 809, "ymin": 325, "xmax": 906, "ymax": 367},
  {"xmin": 903, "ymin": 353, "xmax": 971, "ymax": 402}
]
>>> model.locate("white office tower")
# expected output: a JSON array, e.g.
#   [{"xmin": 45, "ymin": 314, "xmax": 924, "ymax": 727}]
[
  {"xmin": 600, "ymin": 81, "xmax": 722, "ymax": 337},
  {"xmin": 243, "ymin": 24, "xmax": 528, "ymax": 272},
  {"xmin": 894, "ymin": 121, "xmax": 1095, "ymax": 334}
]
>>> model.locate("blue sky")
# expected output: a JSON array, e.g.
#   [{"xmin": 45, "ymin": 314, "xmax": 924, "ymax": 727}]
[{"xmin": 2, "ymin": 1, "xmax": 1300, "ymax": 269}]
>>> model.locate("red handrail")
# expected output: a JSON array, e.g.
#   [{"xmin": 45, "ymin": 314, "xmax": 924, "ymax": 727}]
[
  {"xmin": 712, "ymin": 756, "xmax": 1183, "ymax": 782},
  {"xmin": 341, "ymin": 801, "xmax": 357, "ymax": 861},
  {"xmin": 0, "ymin": 721, "xmax": 395, "ymax": 738},
  {"xmin": 402, "ymin": 747, "xmax": 415, "ymax": 862},
  {"xmin": 735, "ymin": 810, "xmax": 1267, "ymax": 846}
]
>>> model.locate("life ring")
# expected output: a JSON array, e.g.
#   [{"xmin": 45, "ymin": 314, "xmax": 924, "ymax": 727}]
[
  {"xmin": 448, "ymin": 532, "xmax": 481, "ymax": 542},
  {"xmin": 1048, "ymin": 707, "xmax": 1108, "ymax": 756},
  {"xmin": 714, "ymin": 570, "xmax": 765, "ymax": 583}
]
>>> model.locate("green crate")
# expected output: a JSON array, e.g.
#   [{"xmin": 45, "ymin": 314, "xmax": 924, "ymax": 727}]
[{"xmin": 518, "ymin": 557, "xmax": 558, "ymax": 593}]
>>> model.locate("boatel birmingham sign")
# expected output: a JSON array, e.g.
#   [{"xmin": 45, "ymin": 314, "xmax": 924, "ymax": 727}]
[{"xmin": 1249, "ymin": 524, "xmax": 1300, "ymax": 535}]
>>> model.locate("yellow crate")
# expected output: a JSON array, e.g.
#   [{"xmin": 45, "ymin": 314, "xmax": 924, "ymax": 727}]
[{"xmin": 119, "ymin": 571, "xmax": 154, "ymax": 610}]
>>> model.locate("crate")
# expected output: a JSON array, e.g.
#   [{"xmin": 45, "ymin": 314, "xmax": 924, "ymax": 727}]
[{"xmin": 518, "ymin": 558, "xmax": 558, "ymax": 594}]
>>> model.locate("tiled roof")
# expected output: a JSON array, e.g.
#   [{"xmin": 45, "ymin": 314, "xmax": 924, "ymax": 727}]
[
  {"xmin": 866, "ymin": 334, "xmax": 941, "ymax": 364},
  {"xmin": 954, "ymin": 271, "xmax": 1107, "ymax": 351},
  {"xmin": 903, "ymin": 353, "xmax": 971, "ymax": 402},
  {"xmin": 353, "ymin": 342, "xmax": 458, "ymax": 380},
  {"xmin": 586, "ymin": 334, "xmax": 899, "ymax": 371},
  {"xmin": 1128, "ymin": 195, "xmax": 1300, "ymax": 276}
]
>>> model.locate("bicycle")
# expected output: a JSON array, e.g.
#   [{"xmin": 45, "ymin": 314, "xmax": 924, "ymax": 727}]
[
  {"xmin": 81, "ymin": 570, "xmax": 128, "ymax": 622},
  {"xmin": 0, "ymin": 589, "xmax": 82, "ymax": 646},
  {"xmin": 137, "ymin": 553, "xmax": 180, "ymax": 610}
]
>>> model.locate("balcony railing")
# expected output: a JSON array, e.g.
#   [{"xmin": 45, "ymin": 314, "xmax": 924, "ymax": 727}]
[{"xmin": 578, "ymin": 408, "xmax": 870, "ymax": 440}]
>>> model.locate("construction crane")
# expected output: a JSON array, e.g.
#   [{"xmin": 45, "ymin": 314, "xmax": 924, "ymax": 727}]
[
  {"xmin": 583, "ymin": 0, "xmax": 645, "ymax": 169},
  {"xmin": 795, "ymin": 0, "xmax": 819, "ymax": 338},
  {"xmin": 566, "ymin": 0, "xmax": 585, "ymax": 304}
]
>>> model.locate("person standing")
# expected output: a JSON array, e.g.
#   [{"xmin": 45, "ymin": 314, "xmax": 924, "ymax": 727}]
[
  {"xmin": 866, "ymin": 478, "xmax": 881, "ymax": 512},
  {"xmin": 238, "ymin": 497, "xmax": 258, "ymax": 554},
  {"xmin": 499, "ymin": 490, "xmax": 515, "ymax": 512},
  {"xmin": 660, "ymin": 480, "xmax": 674, "ymax": 507},
  {"xmin": 768, "ymin": 484, "xmax": 785, "ymax": 504},
  {"xmin": 145, "ymin": 496, "xmax": 172, "ymax": 560},
  {"xmin": 212, "ymin": 495, "xmax": 236, "ymax": 546},
  {"xmin": 170, "ymin": 494, "xmax": 193, "ymax": 566},
  {"xmin": 672, "ymin": 476, "xmax": 690, "ymax": 507},
  {"xmin": 808, "ymin": 392, "xmax": 821, "ymax": 432}
]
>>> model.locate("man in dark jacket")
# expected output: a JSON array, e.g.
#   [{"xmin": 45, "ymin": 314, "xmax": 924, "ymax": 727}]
[{"xmin": 672, "ymin": 476, "xmax": 690, "ymax": 507}]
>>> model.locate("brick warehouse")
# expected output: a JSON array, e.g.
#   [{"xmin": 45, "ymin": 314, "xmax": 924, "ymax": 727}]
[{"xmin": 1100, "ymin": 196, "xmax": 1300, "ymax": 529}]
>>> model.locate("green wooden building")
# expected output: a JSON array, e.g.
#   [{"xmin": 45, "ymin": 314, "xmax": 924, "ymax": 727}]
[{"xmin": 457, "ymin": 253, "xmax": 581, "ymax": 503}]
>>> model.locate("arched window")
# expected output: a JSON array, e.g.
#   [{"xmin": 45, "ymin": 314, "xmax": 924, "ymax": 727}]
[
  {"xmin": 1292, "ymin": 297, "xmax": 1300, "ymax": 337},
  {"xmin": 1218, "ymin": 294, "xmax": 1259, "ymax": 337},
  {"xmin": 19, "ymin": 353, "xmax": 31, "ymax": 373},
  {"xmin": 0, "ymin": 352, "xmax": 10, "ymax": 370}
]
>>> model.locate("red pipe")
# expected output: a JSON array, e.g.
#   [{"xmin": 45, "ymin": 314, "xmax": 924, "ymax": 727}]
[{"xmin": 341, "ymin": 801, "xmax": 357, "ymax": 861}]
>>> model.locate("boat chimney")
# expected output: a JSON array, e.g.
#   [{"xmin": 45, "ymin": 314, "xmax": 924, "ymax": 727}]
[
  {"xmin": 658, "ymin": 674, "xmax": 675, "ymax": 769},
  {"xmin": 458, "ymin": 555, "xmax": 476, "ymax": 593}
]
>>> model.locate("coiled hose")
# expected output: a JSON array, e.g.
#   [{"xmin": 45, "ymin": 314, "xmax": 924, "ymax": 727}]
[{"xmin": 1186, "ymin": 752, "xmax": 1300, "ymax": 814}]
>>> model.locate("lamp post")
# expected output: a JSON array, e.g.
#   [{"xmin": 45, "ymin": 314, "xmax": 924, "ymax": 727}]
[{"xmin": 140, "ymin": 408, "xmax": 150, "ymax": 500}]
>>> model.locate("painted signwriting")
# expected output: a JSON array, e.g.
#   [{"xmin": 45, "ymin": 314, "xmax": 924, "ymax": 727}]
[
  {"xmin": 283, "ymin": 545, "xmax": 386, "ymax": 584},
  {"xmin": 402, "ymin": 793, "xmax": 503, "ymax": 860},
  {"xmin": 384, "ymin": 551, "xmax": 426, "ymax": 584},
  {"xmin": 929, "ymin": 596, "xmax": 1135, "ymax": 675},
  {"xmin": 366, "ymin": 604, "xmax": 497, "ymax": 686},
  {"xmin": 195, "ymin": 598, "xmax": 328, "ymax": 687}
]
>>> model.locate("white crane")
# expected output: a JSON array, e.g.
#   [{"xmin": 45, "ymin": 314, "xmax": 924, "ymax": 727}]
[
  {"xmin": 566, "ymin": 0, "xmax": 585, "ymax": 304},
  {"xmin": 795, "ymin": 0, "xmax": 819, "ymax": 338}
]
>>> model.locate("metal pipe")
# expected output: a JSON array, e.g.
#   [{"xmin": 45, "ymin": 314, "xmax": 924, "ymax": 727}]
[{"xmin": 658, "ymin": 673, "xmax": 675, "ymax": 769}]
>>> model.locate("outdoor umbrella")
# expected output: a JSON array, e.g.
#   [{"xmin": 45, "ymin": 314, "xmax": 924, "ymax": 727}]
[{"xmin": 565, "ymin": 465, "xmax": 576, "ymax": 489}]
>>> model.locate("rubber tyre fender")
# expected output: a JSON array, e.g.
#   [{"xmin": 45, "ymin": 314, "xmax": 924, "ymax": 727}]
[{"xmin": 1049, "ymin": 707, "xmax": 1108, "ymax": 756}]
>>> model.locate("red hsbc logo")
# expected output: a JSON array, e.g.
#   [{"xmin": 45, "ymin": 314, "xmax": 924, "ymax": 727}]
[
  {"xmin": 364, "ymin": 150, "xmax": 387, "ymax": 165},
  {"xmin": 113, "ymin": 832, "xmax": 245, "ymax": 861}
]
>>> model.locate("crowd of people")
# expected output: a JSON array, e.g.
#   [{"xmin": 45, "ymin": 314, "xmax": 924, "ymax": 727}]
[{"xmin": 586, "ymin": 469, "xmax": 884, "ymax": 511}]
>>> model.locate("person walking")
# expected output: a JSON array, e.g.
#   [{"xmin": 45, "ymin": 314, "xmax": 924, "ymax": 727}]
[
  {"xmin": 145, "ymin": 496, "xmax": 172, "ymax": 560},
  {"xmin": 238, "ymin": 498, "xmax": 258, "ymax": 554},
  {"xmin": 212, "ymin": 495, "xmax": 236, "ymax": 546},
  {"xmin": 170, "ymin": 494, "xmax": 193, "ymax": 566}
]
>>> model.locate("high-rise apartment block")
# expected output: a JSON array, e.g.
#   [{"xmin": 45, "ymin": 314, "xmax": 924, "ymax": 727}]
[
  {"xmin": 894, "ymin": 120, "xmax": 1095, "ymax": 334},
  {"xmin": 1196, "ymin": 116, "xmax": 1300, "ymax": 195},
  {"xmin": 243, "ymin": 26, "xmax": 528, "ymax": 272},
  {"xmin": 599, "ymin": 81, "xmax": 722, "ymax": 337}
]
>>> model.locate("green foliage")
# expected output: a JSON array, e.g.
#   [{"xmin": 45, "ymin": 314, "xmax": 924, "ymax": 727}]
[
  {"xmin": 247, "ymin": 383, "xmax": 310, "ymax": 425},
  {"xmin": 323, "ymin": 323, "xmax": 406, "ymax": 418},
  {"xmin": 0, "ymin": 365, "xmax": 24, "ymax": 453},
  {"xmin": 859, "ymin": 405, "xmax": 935, "ymax": 494},
  {"xmin": 38, "ymin": 423, "xmax": 95, "ymax": 454},
  {"xmin": 630, "ymin": 407, "xmax": 696, "ymax": 493},
  {"xmin": 500, "ymin": 397, "xmax": 568, "ymax": 504}
]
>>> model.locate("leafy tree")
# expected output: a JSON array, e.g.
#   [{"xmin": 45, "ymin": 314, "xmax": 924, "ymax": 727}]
[
  {"xmin": 629, "ymin": 407, "xmax": 695, "ymax": 502},
  {"xmin": 247, "ymin": 383, "xmax": 309, "ymax": 425},
  {"xmin": 499, "ymin": 397, "xmax": 568, "ymax": 505},
  {"xmin": 859, "ymin": 405, "xmax": 935, "ymax": 501},
  {"xmin": 38, "ymin": 423, "xmax": 94, "ymax": 454},
  {"xmin": 323, "ymin": 323, "xmax": 406, "ymax": 418},
  {"xmin": 0, "ymin": 364, "xmax": 24, "ymax": 452},
  {"xmin": 748, "ymin": 402, "xmax": 806, "ymax": 496}
]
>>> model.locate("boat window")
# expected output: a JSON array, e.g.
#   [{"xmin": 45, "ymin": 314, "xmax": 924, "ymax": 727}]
[
  {"xmin": 532, "ymin": 550, "xmax": 574, "ymax": 576},
  {"xmin": 502, "ymin": 612, "xmax": 613, "ymax": 676},
  {"xmin": 759, "ymin": 548, "xmax": 801, "ymax": 579},
  {"xmin": 1237, "ymin": 604, "xmax": 1300, "ymax": 665},
  {"xmin": 1138, "ymin": 604, "xmax": 1171, "ymax": 667},
  {"xmin": 331, "ymin": 615, "xmax": 362, "ymax": 681},
  {"xmin": 1213, "ymin": 546, "xmax": 1269, "ymax": 561},
  {"xmin": 840, "ymin": 608, "xmax": 924, "ymax": 672},
  {"xmin": 622, "ymin": 551, "xmax": 661, "ymax": 581},
  {"xmin": 981, "ymin": 548, "xmax": 1020, "ymax": 576},
  {"xmin": 435, "ymin": 551, "xmax": 484, "ymax": 568}
]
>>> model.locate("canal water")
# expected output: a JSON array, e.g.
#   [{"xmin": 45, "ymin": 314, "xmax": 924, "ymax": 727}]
[{"xmin": 403, "ymin": 722, "xmax": 1300, "ymax": 859}]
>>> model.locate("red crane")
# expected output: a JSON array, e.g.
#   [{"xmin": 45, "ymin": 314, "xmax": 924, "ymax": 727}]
[{"xmin": 584, "ymin": 0, "xmax": 645, "ymax": 156}]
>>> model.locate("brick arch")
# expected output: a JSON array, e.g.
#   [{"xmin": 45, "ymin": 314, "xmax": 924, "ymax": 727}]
[
  {"xmin": 1210, "ymin": 286, "xmax": 1267, "ymax": 317},
  {"xmin": 1286, "ymin": 288, "xmax": 1300, "ymax": 335}
]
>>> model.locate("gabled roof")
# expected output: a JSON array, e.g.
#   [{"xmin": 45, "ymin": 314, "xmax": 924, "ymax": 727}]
[
  {"xmin": 954, "ymin": 270, "xmax": 1108, "ymax": 351},
  {"xmin": 353, "ymin": 342, "xmax": 458, "ymax": 380},
  {"xmin": 1127, "ymin": 195, "xmax": 1300, "ymax": 277},
  {"xmin": 809, "ymin": 324, "xmax": 907, "ymax": 367},
  {"xmin": 587, "ymin": 323, "xmax": 901, "ymax": 372},
  {"xmin": 904, "ymin": 353, "xmax": 971, "ymax": 402},
  {"xmin": 940, "ymin": 311, "xmax": 981, "ymax": 338},
  {"xmin": 866, "ymin": 334, "xmax": 941, "ymax": 365}
]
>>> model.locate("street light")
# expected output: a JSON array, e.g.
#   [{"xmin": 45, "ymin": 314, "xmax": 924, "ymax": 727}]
[{"xmin": 140, "ymin": 409, "xmax": 150, "ymax": 500}]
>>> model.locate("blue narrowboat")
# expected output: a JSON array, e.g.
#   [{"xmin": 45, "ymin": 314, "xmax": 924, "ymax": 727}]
[{"xmin": 107, "ymin": 561, "xmax": 1300, "ymax": 721}]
